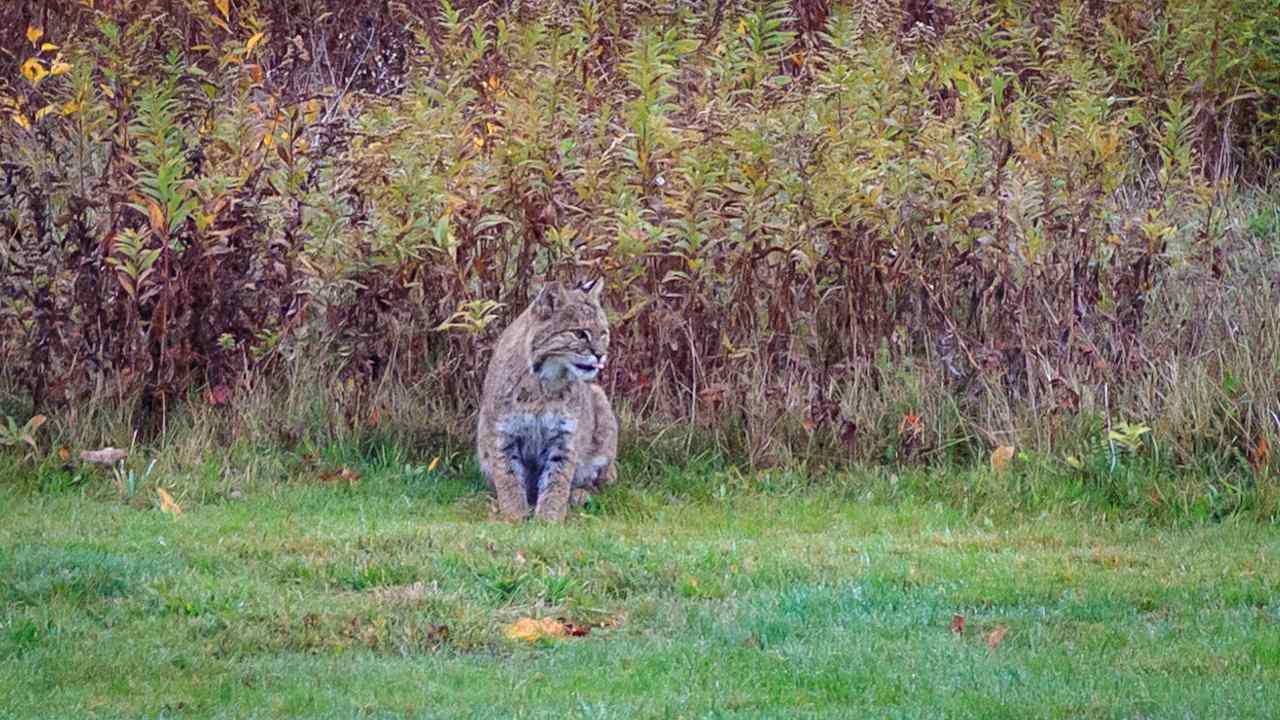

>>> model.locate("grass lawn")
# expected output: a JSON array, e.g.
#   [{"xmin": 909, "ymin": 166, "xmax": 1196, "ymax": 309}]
[{"xmin": 2, "ymin": 455, "xmax": 1278, "ymax": 719}]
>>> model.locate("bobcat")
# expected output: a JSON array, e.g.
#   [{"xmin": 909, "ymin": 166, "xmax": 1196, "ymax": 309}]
[{"xmin": 476, "ymin": 279, "xmax": 618, "ymax": 521}]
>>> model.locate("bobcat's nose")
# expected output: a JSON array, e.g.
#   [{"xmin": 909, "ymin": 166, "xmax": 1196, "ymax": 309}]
[{"xmin": 595, "ymin": 354, "xmax": 608, "ymax": 370}]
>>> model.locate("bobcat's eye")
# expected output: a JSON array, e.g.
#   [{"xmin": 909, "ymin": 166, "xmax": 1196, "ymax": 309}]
[{"xmin": 575, "ymin": 330, "xmax": 592, "ymax": 341}]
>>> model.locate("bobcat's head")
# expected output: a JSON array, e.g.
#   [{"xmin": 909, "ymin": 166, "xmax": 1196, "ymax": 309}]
[{"xmin": 527, "ymin": 279, "xmax": 610, "ymax": 383}]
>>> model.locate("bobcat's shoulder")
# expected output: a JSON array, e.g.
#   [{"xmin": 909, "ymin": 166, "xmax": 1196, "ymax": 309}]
[{"xmin": 476, "ymin": 280, "xmax": 618, "ymax": 521}]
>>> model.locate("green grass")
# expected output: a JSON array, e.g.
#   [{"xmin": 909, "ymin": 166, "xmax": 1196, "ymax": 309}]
[{"xmin": 2, "ymin": 451, "xmax": 1279, "ymax": 719}]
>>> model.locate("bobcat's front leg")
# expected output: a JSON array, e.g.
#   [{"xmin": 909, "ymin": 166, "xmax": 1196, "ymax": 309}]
[
  {"xmin": 534, "ymin": 440, "xmax": 578, "ymax": 522},
  {"xmin": 485, "ymin": 430, "xmax": 531, "ymax": 520}
]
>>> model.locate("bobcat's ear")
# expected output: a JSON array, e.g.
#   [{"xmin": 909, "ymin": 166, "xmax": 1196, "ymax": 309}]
[{"xmin": 532, "ymin": 281, "xmax": 566, "ymax": 319}]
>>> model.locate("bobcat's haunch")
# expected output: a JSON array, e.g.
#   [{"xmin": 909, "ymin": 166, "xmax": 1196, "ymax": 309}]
[{"xmin": 476, "ymin": 279, "xmax": 618, "ymax": 521}]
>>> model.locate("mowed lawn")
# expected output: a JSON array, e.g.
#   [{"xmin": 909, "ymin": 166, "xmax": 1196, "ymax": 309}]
[{"xmin": 2, "ymin": 462, "xmax": 1278, "ymax": 719}]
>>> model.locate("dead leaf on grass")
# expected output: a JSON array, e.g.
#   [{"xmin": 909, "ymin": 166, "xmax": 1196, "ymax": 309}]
[
  {"xmin": 319, "ymin": 467, "xmax": 361, "ymax": 487},
  {"xmin": 156, "ymin": 488, "xmax": 183, "ymax": 518},
  {"xmin": 505, "ymin": 617, "xmax": 567, "ymax": 643},
  {"xmin": 985, "ymin": 625, "xmax": 1008, "ymax": 651},
  {"xmin": 950, "ymin": 614, "xmax": 965, "ymax": 635}
]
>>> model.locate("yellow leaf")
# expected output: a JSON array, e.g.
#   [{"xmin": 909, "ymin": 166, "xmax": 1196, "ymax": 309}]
[
  {"xmin": 26, "ymin": 25, "xmax": 43, "ymax": 46},
  {"xmin": 40, "ymin": 42, "xmax": 59, "ymax": 53},
  {"xmin": 213, "ymin": 0, "xmax": 230, "ymax": 21},
  {"xmin": 990, "ymin": 445, "xmax": 1015, "ymax": 475},
  {"xmin": 156, "ymin": 488, "xmax": 184, "ymax": 518},
  {"xmin": 61, "ymin": 99, "xmax": 81, "ymax": 115},
  {"xmin": 473, "ymin": 135, "xmax": 484, "ymax": 150},
  {"xmin": 50, "ymin": 60, "xmax": 72, "ymax": 76},
  {"xmin": 427, "ymin": 456, "xmax": 440, "ymax": 472},
  {"xmin": 22, "ymin": 58, "xmax": 48, "ymax": 85},
  {"xmin": 12, "ymin": 113, "xmax": 30, "ymax": 130},
  {"xmin": 504, "ymin": 617, "xmax": 566, "ymax": 643},
  {"xmin": 145, "ymin": 198, "xmax": 166, "ymax": 235},
  {"xmin": 35, "ymin": 104, "xmax": 56, "ymax": 122},
  {"xmin": 246, "ymin": 31, "xmax": 265, "ymax": 54}
]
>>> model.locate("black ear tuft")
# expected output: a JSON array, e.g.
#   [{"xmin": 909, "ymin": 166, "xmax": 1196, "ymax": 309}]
[{"xmin": 575, "ymin": 277, "xmax": 604, "ymax": 300}]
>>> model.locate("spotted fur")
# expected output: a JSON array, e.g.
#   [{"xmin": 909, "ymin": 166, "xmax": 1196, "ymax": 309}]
[{"xmin": 476, "ymin": 280, "xmax": 618, "ymax": 521}]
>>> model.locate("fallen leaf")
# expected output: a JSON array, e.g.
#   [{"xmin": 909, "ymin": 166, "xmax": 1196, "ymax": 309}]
[
  {"xmin": 320, "ymin": 467, "xmax": 361, "ymax": 486},
  {"xmin": 156, "ymin": 488, "xmax": 183, "ymax": 518},
  {"xmin": 991, "ymin": 445, "xmax": 1015, "ymax": 475},
  {"xmin": 81, "ymin": 447, "xmax": 128, "ymax": 465},
  {"xmin": 505, "ymin": 617, "xmax": 567, "ymax": 643},
  {"xmin": 57, "ymin": 446, "xmax": 72, "ymax": 462},
  {"xmin": 26, "ymin": 25, "xmax": 43, "ymax": 46},
  {"xmin": 427, "ymin": 456, "xmax": 440, "ymax": 473},
  {"xmin": 950, "ymin": 614, "xmax": 965, "ymax": 635},
  {"xmin": 801, "ymin": 417, "xmax": 817, "ymax": 435},
  {"xmin": 985, "ymin": 625, "xmax": 1008, "ymax": 651}
]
